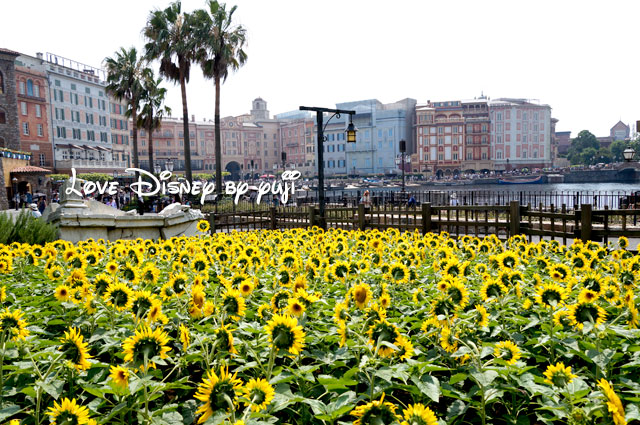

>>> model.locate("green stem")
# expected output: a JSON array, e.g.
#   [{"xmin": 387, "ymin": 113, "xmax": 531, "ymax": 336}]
[
  {"xmin": 266, "ymin": 347, "xmax": 277, "ymax": 381},
  {"xmin": 0, "ymin": 334, "xmax": 5, "ymax": 407}
]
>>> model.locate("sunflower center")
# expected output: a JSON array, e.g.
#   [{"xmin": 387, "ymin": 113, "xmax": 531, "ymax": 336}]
[
  {"xmin": 61, "ymin": 340, "xmax": 82, "ymax": 364},
  {"xmin": 542, "ymin": 290, "xmax": 561, "ymax": 306},
  {"xmin": 354, "ymin": 289, "xmax": 367, "ymax": 304},
  {"xmin": 111, "ymin": 290, "xmax": 129, "ymax": 307},
  {"xmin": 124, "ymin": 268, "xmax": 135, "ymax": 281},
  {"xmin": 135, "ymin": 338, "xmax": 160, "ymax": 361},
  {"xmin": 209, "ymin": 381, "xmax": 236, "ymax": 411},
  {"xmin": 133, "ymin": 298, "xmax": 152, "ymax": 317},
  {"xmin": 551, "ymin": 372, "xmax": 570, "ymax": 387},
  {"xmin": 224, "ymin": 297, "xmax": 239, "ymax": 315},
  {"xmin": 173, "ymin": 278, "xmax": 185, "ymax": 293},
  {"xmin": 272, "ymin": 325, "xmax": 294, "ymax": 350},
  {"xmin": 250, "ymin": 388, "xmax": 266, "ymax": 406},
  {"xmin": 576, "ymin": 304, "xmax": 598, "ymax": 323},
  {"xmin": 55, "ymin": 411, "xmax": 82, "ymax": 425}
]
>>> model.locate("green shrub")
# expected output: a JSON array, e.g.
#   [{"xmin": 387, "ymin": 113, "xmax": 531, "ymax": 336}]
[{"xmin": 0, "ymin": 210, "xmax": 58, "ymax": 245}]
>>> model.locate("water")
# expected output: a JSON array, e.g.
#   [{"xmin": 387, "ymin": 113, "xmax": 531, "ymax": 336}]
[{"xmin": 322, "ymin": 182, "xmax": 640, "ymax": 209}]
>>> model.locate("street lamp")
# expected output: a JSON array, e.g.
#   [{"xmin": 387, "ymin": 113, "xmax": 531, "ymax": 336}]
[
  {"xmin": 299, "ymin": 106, "xmax": 357, "ymax": 229},
  {"xmin": 113, "ymin": 170, "xmax": 118, "ymax": 179},
  {"xmin": 623, "ymin": 146, "xmax": 635, "ymax": 162},
  {"xmin": 12, "ymin": 177, "xmax": 18, "ymax": 210},
  {"xmin": 399, "ymin": 139, "xmax": 406, "ymax": 193},
  {"xmin": 154, "ymin": 163, "xmax": 162, "ymax": 174},
  {"xmin": 281, "ymin": 151, "xmax": 287, "ymax": 171}
]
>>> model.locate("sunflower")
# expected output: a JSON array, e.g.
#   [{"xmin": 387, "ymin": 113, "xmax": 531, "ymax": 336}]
[
  {"xmin": 58, "ymin": 327, "xmax": 92, "ymax": 371},
  {"xmin": 368, "ymin": 319, "xmax": 400, "ymax": 357},
  {"xmin": 271, "ymin": 290, "xmax": 290, "ymax": 312},
  {"xmin": 389, "ymin": 262, "xmax": 410, "ymax": 284},
  {"xmin": 140, "ymin": 265, "xmax": 160, "ymax": 284},
  {"xmin": 67, "ymin": 269, "xmax": 88, "ymax": 288},
  {"xmin": 447, "ymin": 278, "xmax": 469, "ymax": 309},
  {"xmin": 265, "ymin": 314, "xmax": 306, "ymax": 356},
  {"xmin": 549, "ymin": 263, "xmax": 571, "ymax": 282},
  {"xmin": 475, "ymin": 304, "xmax": 489, "ymax": 328},
  {"xmin": 131, "ymin": 290, "xmax": 158, "ymax": 320},
  {"xmin": 104, "ymin": 282, "xmax": 134, "ymax": 312},
  {"xmin": 194, "ymin": 366, "xmax": 243, "ymax": 423},
  {"xmin": 543, "ymin": 362, "xmax": 577, "ymax": 387},
  {"xmin": 568, "ymin": 302, "xmax": 607, "ymax": 330},
  {"xmin": 109, "ymin": 365, "xmax": 129, "ymax": 389},
  {"xmin": 47, "ymin": 398, "xmax": 91, "ymax": 425},
  {"xmin": 618, "ymin": 236, "xmax": 629, "ymax": 250},
  {"xmin": 54, "ymin": 284, "xmax": 72, "ymax": 302},
  {"xmin": 46, "ymin": 265, "xmax": 64, "ymax": 281},
  {"xmin": 494, "ymin": 340, "xmax": 521, "ymax": 365},
  {"xmin": 394, "ymin": 335, "xmax": 414, "ymax": 361},
  {"xmin": 243, "ymin": 378, "xmax": 275, "ymax": 412},
  {"xmin": 214, "ymin": 323, "xmax": 238, "ymax": 354},
  {"xmin": 401, "ymin": 403, "xmax": 438, "ymax": 425},
  {"xmin": 179, "ymin": 324, "xmax": 190, "ymax": 351},
  {"xmin": 334, "ymin": 302, "xmax": 350, "ymax": 322},
  {"xmin": 351, "ymin": 393, "xmax": 399, "ymax": 425},
  {"xmin": 147, "ymin": 301, "xmax": 169, "ymax": 325},
  {"xmin": 380, "ymin": 292, "xmax": 392, "ymax": 309},
  {"xmin": 480, "ymin": 280, "xmax": 507, "ymax": 302},
  {"xmin": 221, "ymin": 289, "xmax": 246, "ymax": 321},
  {"xmin": 534, "ymin": 283, "xmax": 568, "ymax": 309},
  {"xmin": 337, "ymin": 320, "xmax": 348, "ymax": 347},
  {"xmin": 0, "ymin": 308, "xmax": 30, "ymax": 341},
  {"xmin": 578, "ymin": 288, "xmax": 600, "ymax": 304},
  {"xmin": 287, "ymin": 297, "xmax": 306, "ymax": 317},
  {"xmin": 352, "ymin": 283, "xmax": 373, "ymax": 309},
  {"xmin": 122, "ymin": 325, "xmax": 171, "ymax": 370},
  {"xmin": 598, "ymin": 379, "xmax": 627, "ymax": 425},
  {"xmin": 166, "ymin": 273, "xmax": 188, "ymax": 297},
  {"xmin": 497, "ymin": 251, "xmax": 519, "ymax": 269},
  {"xmin": 238, "ymin": 279, "xmax": 254, "ymax": 296},
  {"xmin": 439, "ymin": 326, "xmax": 458, "ymax": 353}
]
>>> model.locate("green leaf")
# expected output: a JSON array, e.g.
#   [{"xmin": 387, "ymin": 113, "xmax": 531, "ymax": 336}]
[
  {"xmin": 0, "ymin": 405, "xmax": 21, "ymax": 422},
  {"xmin": 411, "ymin": 374, "xmax": 440, "ymax": 403},
  {"xmin": 449, "ymin": 373, "xmax": 468, "ymax": 385},
  {"xmin": 471, "ymin": 370, "xmax": 499, "ymax": 387},
  {"xmin": 36, "ymin": 379, "xmax": 64, "ymax": 400},
  {"xmin": 317, "ymin": 374, "xmax": 357, "ymax": 390},
  {"xmin": 446, "ymin": 400, "xmax": 467, "ymax": 422}
]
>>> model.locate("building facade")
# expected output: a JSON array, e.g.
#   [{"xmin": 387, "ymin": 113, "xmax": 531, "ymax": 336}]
[
  {"xmin": 489, "ymin": 98, "xmax": 552, "ymax": 171},
  {"xmin": 110, "ymin": 98, "xmax": 131, "ymax": 169},
  {"xmin": 14, "ymin": 54, "xmax": 54, "ymax": 169},
  {"xmin": 462, "ymin": 99, "xmax": 492, "ymax": 172},
  {"xmin": 0, "ymin": 48, "xmax": 21, "ymax": 208},
  {"xmin": 415, "ymin": 100, "xmax": 465, "ymax": 178},
  {"xmin": 44, "ymin": 53, "xmax": 123, "ymax": 174}
]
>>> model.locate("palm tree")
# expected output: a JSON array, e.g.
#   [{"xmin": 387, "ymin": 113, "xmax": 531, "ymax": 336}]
[
  {"xmin": 104, "ymin": 47, "xmax": 146, "ymax": 175},
  {"xmin": 138, "ymin": 69, "xmax": 171, "ymax": 174},
  {"xmin": 192, "ymin": 0, "xmax": 247, "ymax": 194},
  {"xmin": 143, "ymin": 0, "xmax": 197, "ymax": 183}
]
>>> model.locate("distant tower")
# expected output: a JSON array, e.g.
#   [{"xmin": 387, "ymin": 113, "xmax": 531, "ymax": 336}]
[{"xmin": 251, "ymin": 97, "xmax": 269, "ymax": 121}]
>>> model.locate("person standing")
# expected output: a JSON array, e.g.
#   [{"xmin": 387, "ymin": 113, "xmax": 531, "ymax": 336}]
[
  {"xmin": 360, "ymin": 190, "xmax": 371, "ymax": 207},
  {"xmin": 29, "ymin": 203, "xmax": 42, "ymax": 218},
  {"xmin": 38, "ymin": 197, "xmax": 46, "ymax": 214}
]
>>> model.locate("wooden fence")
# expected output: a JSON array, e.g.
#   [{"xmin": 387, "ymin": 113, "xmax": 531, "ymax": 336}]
[{"xmin": 206, "ymin": 201, "xmax": 640, "ymax": 244}]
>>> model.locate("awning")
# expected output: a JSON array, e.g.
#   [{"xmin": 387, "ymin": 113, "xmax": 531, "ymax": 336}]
[
  {"xmin": 70, "ymin": 144, "xmax": 84, "ymax": 150},
  {"xmin": 55, "ymin": 144, "xmax": 72, "ymax": 149},
  {"xmin": 95, "ymin": 146, "xmax": 110, "ymax": 151},
  {"xmin": 83, "ymin": 145, "xmax": 99, "ymax": 151},
  {"xmin": 10, "ymin": 166, "xmax": 52, "ymax": 174}
]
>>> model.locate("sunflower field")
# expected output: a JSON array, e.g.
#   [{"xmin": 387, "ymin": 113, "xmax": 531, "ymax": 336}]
[{"xmin": 0, "ymin": 225, "xmax": 638, "ymax": 425}]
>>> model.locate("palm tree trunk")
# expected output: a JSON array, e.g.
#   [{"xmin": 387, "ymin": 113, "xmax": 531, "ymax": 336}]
[
  {"xmin": 131, "ymin": 105, "xmax": 140, "ymax": 181},
  {"xmin": 214, "ymin": 74, "xmax": 222, "ymax": 195},
  {"xmin": 147, "ymin": 119, "xmax": 154, "ymax": 174},
  {"xmin": 179, "ymin": 63, "xmax": 192, "ymax": 183}
]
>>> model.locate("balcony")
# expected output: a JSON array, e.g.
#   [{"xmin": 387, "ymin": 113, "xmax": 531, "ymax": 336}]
[
  {"xmin": 17, "ymin": 93, "xmax": 47, "ymax": 103},
  {"xmin": 56, "ymin": 159, "xmax": 128, "ymax": 170},
  {"xmin": 434, "ymin": 118, "xmax": 463, "ymax": 124}
]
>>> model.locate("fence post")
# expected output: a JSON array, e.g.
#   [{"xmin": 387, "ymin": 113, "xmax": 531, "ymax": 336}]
[
  {"xmin": 308, "ymin": 206, "xmax": 316, "ymax": 228},
  {"xmin": 422, "ymin": 202, "xmax": 431, "ymax": 235},
  {"xmin": 358, "ymin": 203, "xmax": 366, "ymax": 231},
  {"xmin": 270, "ymin": 206, "xmax": 277, "ymax": 230},
  {"xmin": 207, "ymin": 212, "xmax": 216, "ymax": 234},
  {"xmin": 509, "ymin": 200, "xmax": 521, "ymax": 237},
  {"xmin": 580, "ymin": 203, "xmax": 592, "ymax": 241}
]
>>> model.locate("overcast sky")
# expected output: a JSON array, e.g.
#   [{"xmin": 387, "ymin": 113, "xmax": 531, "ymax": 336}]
[{"xmin": 3, "ymin": 0, "xmax": 637, "ymax": 136}]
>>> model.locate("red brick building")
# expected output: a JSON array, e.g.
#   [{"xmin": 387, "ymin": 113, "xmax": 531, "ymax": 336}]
[{"xmin": 14, "ymin": 55, "xmax": 53, "ymax": 169}]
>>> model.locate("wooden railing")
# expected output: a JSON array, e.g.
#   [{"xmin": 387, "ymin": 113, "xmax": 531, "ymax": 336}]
[{"xmin": 206, "ymin": 201, "xmax": 640, "ymax": 245}]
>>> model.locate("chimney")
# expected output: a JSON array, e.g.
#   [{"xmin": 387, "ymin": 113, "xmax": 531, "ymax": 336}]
[
  {"xmin": 36, "ymin": 52, "xmax": 43, "ymax": 60},
  {"xmin": 191, "ymin": 115, "xmax": 195, "ymax": 122}
]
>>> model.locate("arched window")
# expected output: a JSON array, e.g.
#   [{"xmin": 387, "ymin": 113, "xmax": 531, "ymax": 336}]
[
  {"xmin": 34, "ymin": 84, "xmax": 40, "ymax": 97},
  {"xmin": 27, "ymin": 79, "xmax": 34, "ymax": 96},
  {"xmin": 0, "ymin": 70, "xmax": 3, "ymax": 94}
]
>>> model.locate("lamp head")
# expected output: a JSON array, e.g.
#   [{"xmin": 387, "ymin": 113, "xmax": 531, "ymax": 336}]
[{"xmin": 346, "ymin": 116, "xmax": 357, "ymax": 143}]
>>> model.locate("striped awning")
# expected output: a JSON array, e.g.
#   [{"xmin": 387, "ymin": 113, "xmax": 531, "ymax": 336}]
[{"xmin": 10, "ymin": 166, "xmax": 51, "ymax": 174}]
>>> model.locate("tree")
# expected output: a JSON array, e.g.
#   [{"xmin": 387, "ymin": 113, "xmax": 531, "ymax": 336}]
[
  {"xmin": 567, "ymin": 130, "xmax": 600, "ymax": 165},
  {"xmin": 105, "ymin": 47, "xmax": 146, "ymax": 175},
  {"xmin": 138, "ymin": 69, "xmax": 171, "ymax": 173},
  {"xmin": 144, "ymin": 1, "xmax": 197, "ymax": 182},
  {"xmin": 192, "ymin": 0, "xmax": 247, "ymax": 194}
]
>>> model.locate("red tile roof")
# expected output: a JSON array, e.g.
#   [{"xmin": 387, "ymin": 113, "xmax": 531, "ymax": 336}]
[
  {"xmin": 10, "ymin": 166, "xmax": 51, "ymax": 174},
  {"xmin": 0, "ymin": 48, "xmax": 21, "ymax": 56}
]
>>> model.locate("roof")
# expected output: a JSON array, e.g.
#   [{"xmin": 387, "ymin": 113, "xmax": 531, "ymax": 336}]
[
  {"xmin": 0, "ymin": 47, "xmax": 21, "ymax": 57},
  {"xmin": 10, "ymin": 166, "xmax": 52, "ymax": 174}
]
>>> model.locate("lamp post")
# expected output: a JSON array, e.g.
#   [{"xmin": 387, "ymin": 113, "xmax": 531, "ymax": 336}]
[
  {"xmin": 12, "ymin": 177, "xmax": 18, "ymax": 210},
  {"xmin": 154, "ymin": 163, "xmax": 162, "ymax": 175},
  {"xmin": 300, "ymin": 106, "xmax": 357, "ymax": 228},
  {"xmin": 623, "ymin": 146, "xmax": 635, "ymax": 162},
  {"xmin": 281, "ymin": 151, "xmax": 286, "ymax": 171},
  {"xmin": 166, "ymin": 160, "xmax": 174, "ymax": 172},
  {"xmin": 399, "ymin": 139, "xmax": 406, "ymax": 193}
]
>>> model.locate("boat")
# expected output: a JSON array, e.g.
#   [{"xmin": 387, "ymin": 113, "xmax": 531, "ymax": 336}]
[{"xmin": 497, "ymin": 175, "xmax": 543, "ymax": 185}]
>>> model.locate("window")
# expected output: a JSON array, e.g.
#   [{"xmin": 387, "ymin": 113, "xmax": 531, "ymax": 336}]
[
  {"xmin": 522, "ymin": 150, "xmax": 528, "ymax": 158},
  {"xmin": 497, "ymin": 113, "xmax": 502, "ymax": 121},
  {"xmin": 27, "ymin": 80, "xmax": 34, "ymax": 96},
  {"xmin": 496, "ymin": 150, "xmax": 503, "ymax": 159},
  {"xmin": 55, "ymin": 79, "xmax": 60, "ymax": 87},
  {"xmin": 20, "ymin": 102, "xmax": 27, "ymax": 115},
  {"xmin": 438, "ymin": 137, "xmax": 444, "ymax": 145},
  {"xmin": 534, "ymin": 112, "xmax": 539, "ymax": 121},
  {"xmin": 35, "ymin": 104, "xmax": 41, "ymax": 117},
  {"xmin": 62, "ymin": 150, "xmax": 68, "ymax": 160},
  {"xmin": 523, "ymin": 112, "xmax": 528, "ymax": 120},
  {"xmin": 19, "ymin": 81, "xmax": 26, "ymax": 94},
  {"xmin": 22, "ymin": 122, "xmax": 29, "ymax": 135},
  {"xmin": 34, "ymin": 84, "xmax": 40, "ymax": 97},
  {"xmin": 467, "ymin": 152, "xmax": 472, "ymax": 160},
  {"xmin": 85, "ymin": 87, "xmax": 90, "ymax": 94},
  {"xmin": 0, "ymin": 110, "xmax": 5, "ymax": 124},
  {"xmin": 438, "ymin": 127, "xmax": 443, "ymax": 134},
  {"xmin": 481, "ymin": 152, "xmax": 487, "ymax": 160},
  {"xmin": 453, "ymin": 152, "xmax": 458, "ymax": 160},
  {"xmin": 37, "ymin": 124, "xmax": 43, "ymax": 136},
  {"xmin": 39, "ymin": 153, "xmax": 45, "ymax": 165}
]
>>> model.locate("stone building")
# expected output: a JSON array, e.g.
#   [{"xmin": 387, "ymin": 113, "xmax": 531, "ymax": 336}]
[{"xmin": 0, "ymin": 48, "xmax": 22, "ymax": 209}]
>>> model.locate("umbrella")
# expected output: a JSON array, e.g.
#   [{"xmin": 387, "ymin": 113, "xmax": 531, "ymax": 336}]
[
  {"xmin": 260, "ymin": 174, "xmax": 276, "ymax": 179},
  {"xmin": 247, "ymin": 185, "xmax": 260, "ymax": 191}
]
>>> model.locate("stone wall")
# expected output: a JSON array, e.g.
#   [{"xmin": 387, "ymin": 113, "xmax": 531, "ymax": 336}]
[{"xmin": 0, "ymin": 49, "xmax": 20, "ymax": 209}]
